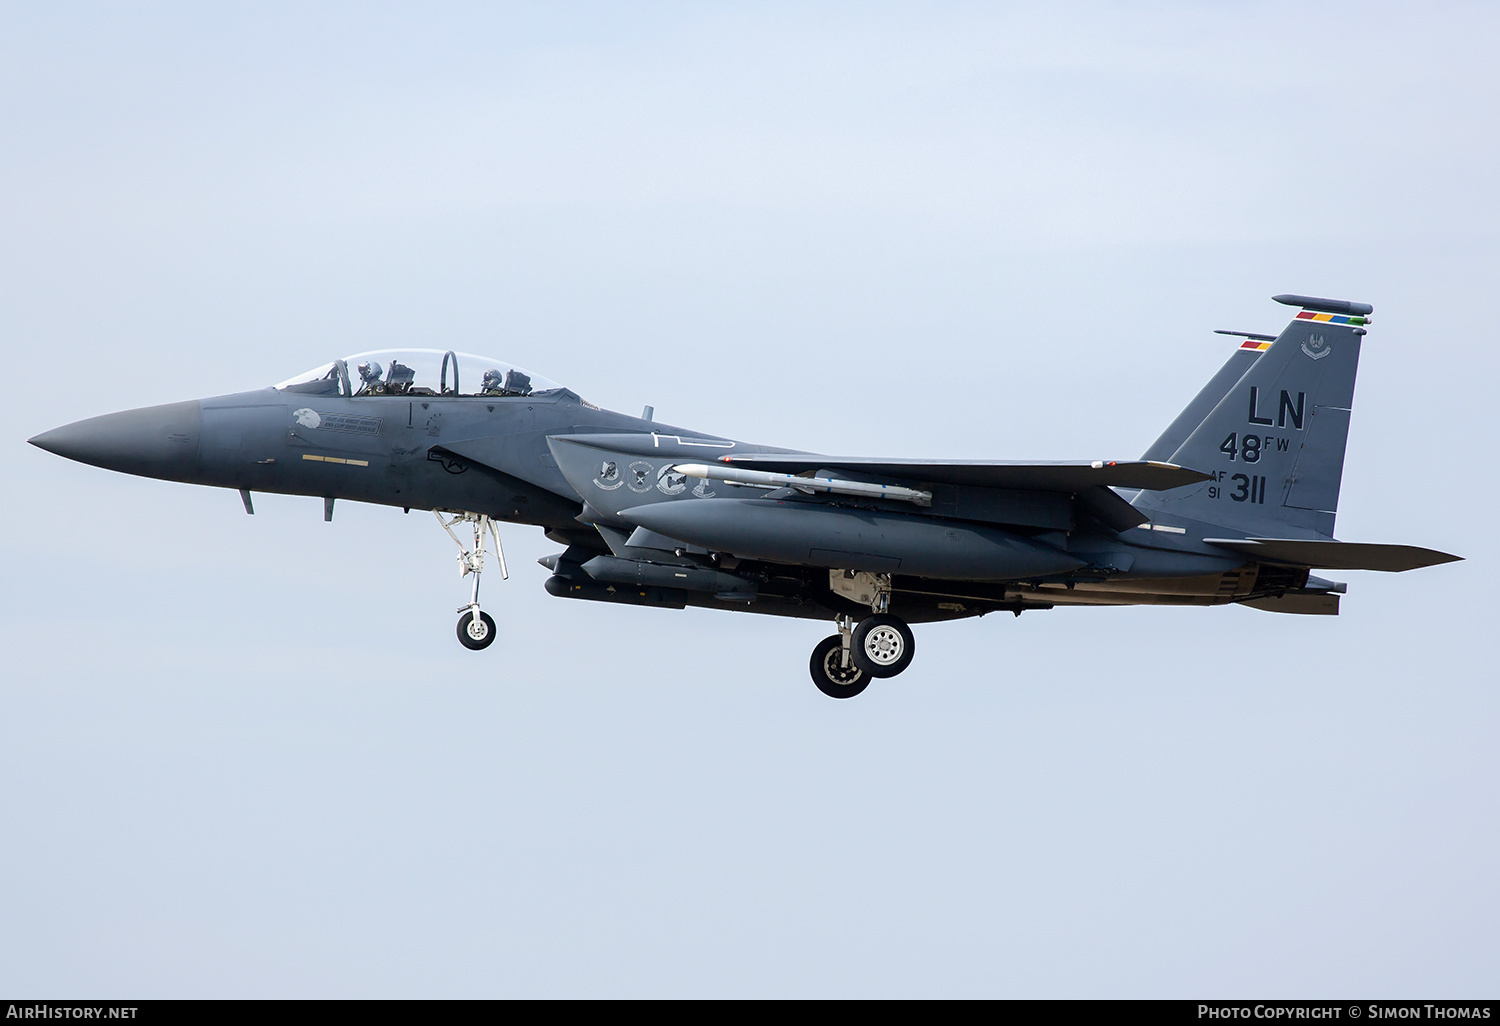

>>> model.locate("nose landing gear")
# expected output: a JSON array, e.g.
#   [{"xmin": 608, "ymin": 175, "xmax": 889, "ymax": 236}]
[{"xmin": 435, "ymin": 510, "xmax": 507, "ymax": 651}]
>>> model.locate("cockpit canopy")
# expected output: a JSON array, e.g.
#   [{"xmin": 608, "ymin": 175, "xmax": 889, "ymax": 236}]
[{"xmin": 274, "ymin": 349, "xmax": 562, "ymax": 399}]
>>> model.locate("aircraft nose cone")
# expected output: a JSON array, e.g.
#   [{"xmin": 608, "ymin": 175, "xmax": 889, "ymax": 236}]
[{"xmin": 30, "ymin": 400, "xmax": 202, "ymax": 478}]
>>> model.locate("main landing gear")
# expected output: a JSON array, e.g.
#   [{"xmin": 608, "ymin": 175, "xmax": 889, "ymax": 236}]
[
  {"xmin": 808, "ymin": 575, "xmax": 917, "ymax": 699},
  {"xmin": 810, "ymin": 619, "xmax": 868, "ymax": 699},
  {"xmin": 852, "ymin": 613, "xmax": 916, "ymax": 677},
  {"xmin": 435, "ymin": 510, "xmax": 507, "ymax": 651}
]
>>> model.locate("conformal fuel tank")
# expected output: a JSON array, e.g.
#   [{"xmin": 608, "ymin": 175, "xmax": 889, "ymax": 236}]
[{"xmin": 618, "ymin": 498, "xmax": 1085, "ymax": 581}]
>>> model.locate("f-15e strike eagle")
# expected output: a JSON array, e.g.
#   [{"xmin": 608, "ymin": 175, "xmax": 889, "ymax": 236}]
[{"xmin": 30, "ymin": 294, "xmax": 1459, "ymax": 698}]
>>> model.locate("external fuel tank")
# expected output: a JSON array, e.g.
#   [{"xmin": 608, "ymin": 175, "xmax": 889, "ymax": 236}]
[{"xmin": 618, "ymin": 498, "xmax": 1085, "ymax": 581}]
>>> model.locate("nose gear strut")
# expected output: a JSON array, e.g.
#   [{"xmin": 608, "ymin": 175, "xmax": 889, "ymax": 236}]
[{"xmin": 435, "ymin": 510, "xmax": 508, "ymax": 650}]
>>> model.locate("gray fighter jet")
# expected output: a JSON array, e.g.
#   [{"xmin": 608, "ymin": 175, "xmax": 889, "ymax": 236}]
[{"xmin": 30, "ymin": 294, "xmax": 1460, "ymax": 698}]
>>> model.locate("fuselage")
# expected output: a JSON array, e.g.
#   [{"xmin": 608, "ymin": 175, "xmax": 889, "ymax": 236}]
[
  {"xmin": 30, "ymin": 380, "xmax": 1269, "ymax": 624},
  {"xmin": 32, "ymin": 297, "xmax": 1456, "ymax": 696}
]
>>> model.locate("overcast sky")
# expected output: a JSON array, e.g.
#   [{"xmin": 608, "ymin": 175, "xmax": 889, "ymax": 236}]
[{"xmin": 2, "ymin": 1, "xmax": 1495, "ymax": 997}]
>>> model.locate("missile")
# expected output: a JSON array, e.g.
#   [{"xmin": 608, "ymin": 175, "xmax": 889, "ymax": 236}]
[
  {"xmin": 618, "ymin": 498, "xmax": 1085, "ymax": 582},
  {"xmin": 671, "ymin": 463, "xmax": 932, "ymax": 506}
]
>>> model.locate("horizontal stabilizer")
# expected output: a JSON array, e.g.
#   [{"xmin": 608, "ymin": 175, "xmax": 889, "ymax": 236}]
[
  {"xmin": 1204, "ymin": 538, "xmax": 1461, "ymax": 572},
  {"xmin": 1238, "ymin": 592, "xmax": 1341, "ymax": 616},
  {"xmin": 719, "ymin": 455, "xmax": 1211, "ymax": 492}
]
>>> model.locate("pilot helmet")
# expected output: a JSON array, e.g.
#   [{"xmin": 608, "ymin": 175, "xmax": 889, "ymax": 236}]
[{"xmin": 357, "ymin": 361, "xmax": 384, "ymax": 384}]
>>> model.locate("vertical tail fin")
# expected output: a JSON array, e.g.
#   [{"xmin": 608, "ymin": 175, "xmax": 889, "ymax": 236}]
[
  {"xmin": 1136, "ymin": 295, "xmax": 1371, "ymax": 538},
  {"xmin": 1140, "ymin": 336, "xmax": 1271, "ymax": 463}
]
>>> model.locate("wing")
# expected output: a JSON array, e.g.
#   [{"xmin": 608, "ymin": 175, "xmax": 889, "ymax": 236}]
[{"xmin": 718, "ymin": 454, "xmax": 1212, "ymax": 492}]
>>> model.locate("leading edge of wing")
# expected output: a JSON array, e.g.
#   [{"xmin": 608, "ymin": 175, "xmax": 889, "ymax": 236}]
[
  {"xmin": 719, "ymin": 455, "xmax": 1213, "ymax": 492},
  {"xmin": 1203, "ymin": 538, "xmax": 1463, "ymax": 572}
]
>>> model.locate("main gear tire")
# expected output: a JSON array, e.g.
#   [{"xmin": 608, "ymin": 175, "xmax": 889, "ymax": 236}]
[
  {"xmin": 851, "ymin": 614, "xmax": 914, "ymax": 678},
  {"xmin": 458, "ymin": 610, "xmax": 497, "ymax": 650},
  {"xmin": 810, "ymin": 634, "xmax": 869, "ymax": 699}
]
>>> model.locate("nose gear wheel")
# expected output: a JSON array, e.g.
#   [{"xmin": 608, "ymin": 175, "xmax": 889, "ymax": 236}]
[{"xmin": 458, "ymin": 610, "xmax": 497, "ymax": 650}]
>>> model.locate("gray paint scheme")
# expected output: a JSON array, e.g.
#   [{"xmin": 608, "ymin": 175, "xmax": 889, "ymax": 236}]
[
  {"xmin": 1137, "ymin": 313, "xmax": 1365, "ymax": 537},
  {"xmin": 1203, "ymin": 538, "xmax": 1457, "ymax": 573},
  {"xmin": 712, "ymin": 454, "xmax": 1211, "ymax": 492},
  {"xmin": 1140, "ymin": 347, "xmax": 1262, "ymax": 463},
  {"xmin": 1272, "ymin": 293, "xmax": 1375, "ymax": 316},
  {"xmin": 618, "ymin": 498, "xmax": 1088, "ymax": 581},
  {"xmin": 28, "ymin": 296, "xmax": 1461, "ymax": 653}
]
